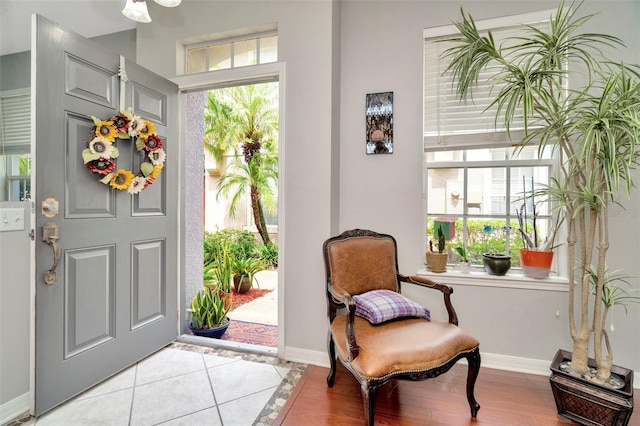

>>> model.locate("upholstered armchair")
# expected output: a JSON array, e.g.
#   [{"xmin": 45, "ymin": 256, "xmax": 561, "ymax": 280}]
[{"xmin": 323, "ymin": 229, "xmax": 481, "ymax": 425}]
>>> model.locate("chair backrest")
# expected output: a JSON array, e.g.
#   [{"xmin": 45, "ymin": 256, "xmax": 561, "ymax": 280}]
[{"xmin": 323, "ymin": 229, "xmax": 399, "ymax": 296}]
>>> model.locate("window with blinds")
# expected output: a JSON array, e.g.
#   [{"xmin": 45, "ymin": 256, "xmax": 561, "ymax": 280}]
[
  {"xmin": 0, "ymin": 91, "xmax": 30, "ymax": 154},
  {"xmin": 423, "ymin": 10, "xmax": 552, "ymax": 151},
  {"xmin": 422, "ymin": 10, "xmax": 561, "ymax": 277},
  {"xmin": 1, "ymin": 91, "xmax": 31, "ymax": 201}
]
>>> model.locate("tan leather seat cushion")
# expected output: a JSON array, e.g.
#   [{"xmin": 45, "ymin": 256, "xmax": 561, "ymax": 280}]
[{"xmin": 331, "ymin": 315, "xmax": 479, "ymax": 379}]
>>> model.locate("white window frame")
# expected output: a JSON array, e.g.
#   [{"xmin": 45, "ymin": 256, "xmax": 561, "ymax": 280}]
[
  {"xmin": 421, "ymin": 9, "xmax": 568, "ymax": 289},
  {"xmin": 185, "ymin": 31, "xmax": 278, "ymax": 75}
]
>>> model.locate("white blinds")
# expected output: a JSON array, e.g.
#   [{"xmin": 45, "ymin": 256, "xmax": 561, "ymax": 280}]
[
  {"xmin": 423, "ymin": 11, "xmax": 552, "ymax": 152},
  {"xmin": 0, "ymin": 92, "xmax": 31, "ymax": 154}
]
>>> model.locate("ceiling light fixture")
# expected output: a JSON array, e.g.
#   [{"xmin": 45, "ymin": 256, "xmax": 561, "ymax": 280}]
[
  {"xmin": 153, "ymin": 0, "xmax": 182, "ymax": 6},
  {"xmin": 122, "ymin": 0, "xmax": 183, "ymax": 24}
]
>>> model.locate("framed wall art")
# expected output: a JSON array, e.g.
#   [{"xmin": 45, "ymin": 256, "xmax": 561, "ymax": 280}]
[{"xmin": 365, "ymin": 92, "xmax": 393, "ymax": 155}]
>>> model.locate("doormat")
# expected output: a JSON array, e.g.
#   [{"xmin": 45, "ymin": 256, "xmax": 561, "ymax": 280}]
[{"xmin": 220, "ymin": 319, "xmax": 278, "ymax": 347}]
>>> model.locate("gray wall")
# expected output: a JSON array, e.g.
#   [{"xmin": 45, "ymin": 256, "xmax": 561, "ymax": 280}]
[
  {"xmin": 338, "ymin": 0, "xmax": 640, "ymax": 372},
  {"xmin": 0, "ymin": 51, "xmax": 30, "ymax": 91},
  {"xmin": 0, "ymin": 202, "xmax": 30, "ymax": 410},
  {"xmin": 0, "ymin": 48, "xmax": 32, "ymax": 417}
]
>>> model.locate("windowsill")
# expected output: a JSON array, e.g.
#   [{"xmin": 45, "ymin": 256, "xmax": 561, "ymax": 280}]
[{"xmin": 416, "ymin": 268, "xmax": 568, "ymax": 292}]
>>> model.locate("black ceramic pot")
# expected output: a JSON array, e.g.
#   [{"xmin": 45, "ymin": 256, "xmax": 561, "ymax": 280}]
[{"xmin": 482, "ymin": 253, "xmax": 511, "ymax": 276}]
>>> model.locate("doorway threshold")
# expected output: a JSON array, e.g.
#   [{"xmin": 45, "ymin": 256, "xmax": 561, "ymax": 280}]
[{"xmin": 178, "ymin": 334, "xmax": 277, "ymax": 357}]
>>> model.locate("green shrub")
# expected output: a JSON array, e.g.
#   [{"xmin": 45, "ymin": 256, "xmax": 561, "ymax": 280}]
[
  {"xmin": 203, "ymin": 229, "xmax": 259, "ymax": 266},
  {"xmin": 258, "ymin": 243, "xmax": 278, "ymax": 268}
]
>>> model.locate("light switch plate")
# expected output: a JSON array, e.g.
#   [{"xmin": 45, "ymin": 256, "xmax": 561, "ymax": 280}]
[{"xmin": 0, "ymin": 208, "xmax": 26, "ymax": 232}]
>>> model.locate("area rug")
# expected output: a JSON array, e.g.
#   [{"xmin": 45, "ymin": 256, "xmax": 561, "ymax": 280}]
[{"xmin": 221, "ymin": 319, "xmax": 278, "ymax": 347}]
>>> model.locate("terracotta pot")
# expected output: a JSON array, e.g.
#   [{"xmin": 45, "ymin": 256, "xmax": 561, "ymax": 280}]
[
  {"xmin": 218, "ymin": 291, "xmax": 233, "ymax": 311},
  {"xmin": 520, "ymin": 248, "xmax": 553, "ymax": 279},
  {"xmin": 426, "ymin": 252, "xmax": 448, "ymax": 273},
  {"xmin": 233, "ymin": 276, "xmax": 251, "ymax": 294}
]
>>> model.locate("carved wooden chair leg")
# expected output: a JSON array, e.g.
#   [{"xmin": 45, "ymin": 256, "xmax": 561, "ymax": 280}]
[
  {"xmin": 327, "ymin": 332, "xmax": 337, "ymax": 387},
  {"xmin": 465, "ymin": 348, "xmax": 481, "ymax": 418},
  {"xmin": 361, "ymin": 380, "xmax": 377, "ymax": 426}
]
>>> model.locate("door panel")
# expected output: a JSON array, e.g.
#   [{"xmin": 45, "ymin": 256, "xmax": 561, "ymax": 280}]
[
  {"xmin": 34, "ymin": 15, "xmax": 178, "ymax": 415},
  {"xmin": 65, "ymin": 113, "xmax": 116, "ymax": 217},
  {"xmin": 131, "ymin": 239, "xmax": 166, "ymax": 329},
  {"xmin": 64, "ymin": 245, "xmax": 116, "ymax": 357},
  {"xmin": 64, "ymin": 53, "xmax": 117, "ymax": 108}
]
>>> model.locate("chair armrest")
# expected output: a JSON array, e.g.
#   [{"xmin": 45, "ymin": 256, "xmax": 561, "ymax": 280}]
[
  {"xmin": 399, "ymin": 274, "xmax": 459, "ymax": 326},
  {"xmin": 328, "ymin": 285, "xmax": 360, "ymax": 360}
]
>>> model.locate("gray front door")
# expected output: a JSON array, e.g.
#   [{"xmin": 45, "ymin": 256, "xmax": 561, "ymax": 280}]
[{"xmin": 33, "ymin": 15, "xmax": 179, "ymax": 415}]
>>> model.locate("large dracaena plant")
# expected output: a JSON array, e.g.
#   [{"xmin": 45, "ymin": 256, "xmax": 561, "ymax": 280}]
[{"xmin": 440, "ymin": 0, "xmax": 640, "ymax": 384}]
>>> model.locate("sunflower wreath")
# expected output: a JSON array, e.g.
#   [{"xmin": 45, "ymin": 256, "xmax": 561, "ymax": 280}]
[{"xmin": 82, "ymin": 109, "xmax": 166, "ymax": 194}]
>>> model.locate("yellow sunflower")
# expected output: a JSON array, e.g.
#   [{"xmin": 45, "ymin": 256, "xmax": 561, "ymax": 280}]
[
  {"xmin": 110, "ymin": 169, "xmax": 134, "ymax": 190},
  {"xmin": 150, "ymin": 164, "xmax": 164, "ymax": 178},
  {"xmin": 138, "ymin": 121, "xmax": 156, "ymax": 139},
  {"xmin": 95, "ymin": 120, "xmax": 117, "ymax": 142}
]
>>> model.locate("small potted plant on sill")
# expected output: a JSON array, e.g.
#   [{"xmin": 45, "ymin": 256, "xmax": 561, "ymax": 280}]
[
  {"xmin": 188, "ymin": 287, "xmax": 232, "ymax": 338},
  {"xmin": 516, "ymin": 180, "xmax": 562, "ymax": 279},
  {"xmin": 481, "ymin": 225, "xmax": 511, "ymax": 276},
  {"xmin": 455, "ymin": 246, "xmax": 471, "ymax": 274},
  {"xmin": 426, "ymin": 225, "xmax": 448, "ymax": 273},
  {"xmin": 231, "ymin": 256, "xmax": 267, "ymax": 294}
]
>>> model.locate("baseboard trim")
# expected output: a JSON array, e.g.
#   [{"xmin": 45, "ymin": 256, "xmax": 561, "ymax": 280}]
[
  {"xmin": 283, "ymin": 346, "xmax": 330, "ymax": 368},
  {"xmin": 282, "ymin": 347, "xmax": 640, "ymax": 390},
  {"xmin": 0, "ymin": 392, "xmax": 30, "ymax": 425}
]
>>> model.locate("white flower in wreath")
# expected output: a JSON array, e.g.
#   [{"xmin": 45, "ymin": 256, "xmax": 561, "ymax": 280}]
[
  {"xmin": 128, "ymin": 115, "xmax": 145, "ymax": 138},
  {"xmin": 127, "ymin": 176, "xmax": 147, "ymax": 195},
  {"xmin": 149, "ymin": 148, "xmax": 166, "ymax": 165},
  {"xmin": 89, "ymin": 137, "xmax": 115, "ymax": 157}
]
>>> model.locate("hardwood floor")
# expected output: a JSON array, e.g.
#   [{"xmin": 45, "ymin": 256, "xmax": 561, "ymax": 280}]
[{"xmin": 275, "ymin": 362, "xmax": 640, "ymax": 425}]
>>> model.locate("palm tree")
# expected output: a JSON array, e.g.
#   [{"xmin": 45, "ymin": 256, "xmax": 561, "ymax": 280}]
[{"xmin": 205, "ymin": 83, "xmax": 279, "ymax": 245}]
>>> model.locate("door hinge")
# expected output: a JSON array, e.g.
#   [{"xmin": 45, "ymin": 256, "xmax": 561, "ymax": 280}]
[{"xmin": 29, "ymin": 229, "xmax": 35, "ymax": 241}]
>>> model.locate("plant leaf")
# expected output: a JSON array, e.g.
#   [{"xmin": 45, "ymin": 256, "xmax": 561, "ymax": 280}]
[
  {"xmin": 82, "ymin": 149, "xmax": 101, "ymax": 164},
  {"xmin": 99, "ymin": 173, "xmax": 114, "ymax": 184},
  {"xmin": 140, "ymin": 161, "xmax": 154, "ymax": 177}
]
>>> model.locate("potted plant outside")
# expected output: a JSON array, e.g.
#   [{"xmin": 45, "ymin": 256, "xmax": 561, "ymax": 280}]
[
  {"xmin": 203, "ymin": 239, "xmax": 234, "ymax": 309},
  {"xmin": 231, "ymin": 256, "xmax": 267, "ymax": 293},
  {"xmin": 516, "ymin": 178, "xmax": 562, "ymax": 279},
  {"xmin": 188, "ymin": 287, "xmax": 232, "ymax": 338},
  {"xmin": 426, "ymin": 225, "xmax": 447, "ymax": 273},
  {"xmin": 442, "ymin": 2, "xmax": 640, "ymax": 423}
]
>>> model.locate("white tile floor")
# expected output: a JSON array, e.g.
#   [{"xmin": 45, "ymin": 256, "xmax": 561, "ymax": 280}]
[{"xmin": 25, "ymin": 346, "xmax": 290, "ymax": 426}]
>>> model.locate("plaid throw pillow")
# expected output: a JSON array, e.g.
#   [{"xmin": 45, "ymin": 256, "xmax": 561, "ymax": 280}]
[{"xmin": 353, "ymin": 289, "xmax": 430, "ymax": 324}]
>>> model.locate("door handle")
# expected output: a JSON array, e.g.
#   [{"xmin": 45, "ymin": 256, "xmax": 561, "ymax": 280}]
[{"xmin": 42, "ymin": 223, "xmax": 61, "ymax": 285}]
